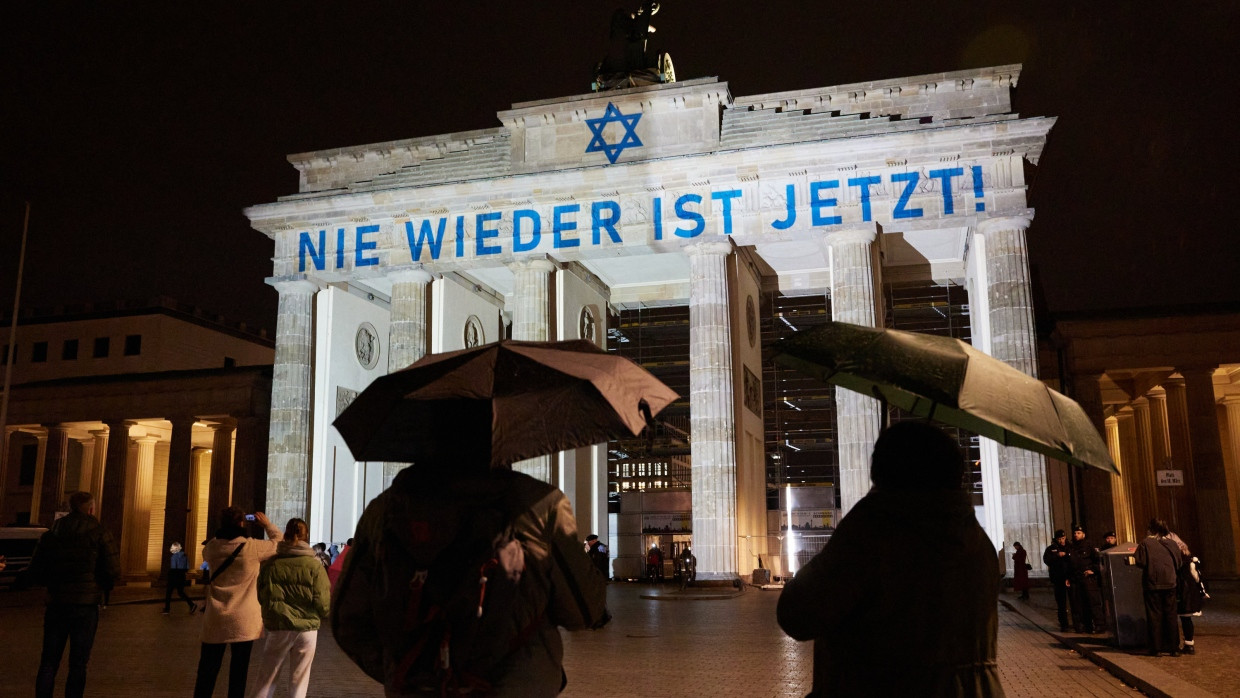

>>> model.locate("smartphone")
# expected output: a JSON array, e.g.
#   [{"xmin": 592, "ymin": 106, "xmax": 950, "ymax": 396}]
[{"xmin": 244, "ymin": 514, "xmax": 256, "ymax": 521}]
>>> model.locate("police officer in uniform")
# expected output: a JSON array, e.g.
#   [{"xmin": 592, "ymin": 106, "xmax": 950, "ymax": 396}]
[{"xmin": 1042, "ymin": 529, "xmax": 1072, "ymax": 631}]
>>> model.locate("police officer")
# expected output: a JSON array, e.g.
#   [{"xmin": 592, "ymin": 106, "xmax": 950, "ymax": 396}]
[
  {"xmin": 1042, "ymin": 529, "xmax": 1072, "ymax": 631},
  {"xmin": 1066, "ymin": 524, "xmax": 1104, "ymax": 633}
]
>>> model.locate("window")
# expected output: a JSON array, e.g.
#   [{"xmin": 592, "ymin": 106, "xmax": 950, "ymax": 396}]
[
  {"xmin": 223, "ymin": 356, "xmax": 236, "ymax": 368},
  {"xmin": 93, "ymin": 337, "xmax": 110, "ymax": 358},
  {"xmin": 124, "ymin": 334, "xmax": 142, "ymax": 356},
  {"xmin": 31, "ymin": 341, "xmax": 48, "ymax": 363},
  {"xmin": 1, "ymin": 344, "xmax": 9, "ymax": 364},
  {"xmin": 62, "ymin": 339, "xmax": 79, "ymax": 360}
]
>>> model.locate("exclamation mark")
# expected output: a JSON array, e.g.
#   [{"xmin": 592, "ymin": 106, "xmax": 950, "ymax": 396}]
[{"xmin": 971, "ymin": 165, "xmax": 985, "ymax": 212}]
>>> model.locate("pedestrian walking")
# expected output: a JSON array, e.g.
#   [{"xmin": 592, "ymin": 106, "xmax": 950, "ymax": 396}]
[
  {"xmin": 251, "ymin": 518, "xmax": 330, "ymax": 698},
  {"xmin": 1164, "ymin": 530, "xmax": 1208, "ymax": 655},
  {"xmin": 28, "ymin": 491, "xmax": 121, "ymax": 698},
  {"xmin": 327, "ymin": 537, "xmax": 352, "ymax": 591},
  {"xmin": 163, "ymin": 542, "xmax": 197, "ymax": 614},
  {"xmin": 334, "ymin": 465, "xmax": 609, "ymax": 696},
  {"xmin": 1012, "ymin": 542, "xmax": 1031, "ymax": 601},
  {"xmin": 194, "ymin": 507, "xmax": 283, "ymax": 698},
  {"xmin": 776, "ymin": 422, "xmax": 1004, "ymax": 697},
  {"xmin": 1066, "ymin": 524, "xmax": 1103, "ymax": 633},
  {"xmin": 1043, "ymin": 529, "xmax": 1072, "ymax": 631},
  {"xmin": 646, "ymin": 544, "xmax": 664, "ymax": 582}
]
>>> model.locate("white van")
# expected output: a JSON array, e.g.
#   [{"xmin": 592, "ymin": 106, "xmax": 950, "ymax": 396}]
[{"xmin": 0, "ymin": 526, "xmax": 48, "ymax": 587}]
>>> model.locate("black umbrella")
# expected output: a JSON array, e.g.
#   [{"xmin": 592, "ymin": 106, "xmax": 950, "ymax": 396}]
[
  {"xmin": 333, "ymin": 339, "xmax": 678, "ymax": 469},
  {"xmin": 770, "ymin": 321, "xmax": 1116, "ymax": 473}
]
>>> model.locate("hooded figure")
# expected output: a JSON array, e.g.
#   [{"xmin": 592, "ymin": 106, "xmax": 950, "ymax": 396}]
[{"xmin": 777, "ymin": 422, "xmax": 1004, "ymax": 697}]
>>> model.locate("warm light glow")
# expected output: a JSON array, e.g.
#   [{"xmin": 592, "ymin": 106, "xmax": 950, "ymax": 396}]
[{"xmin": 785, "ymin": 484, "xmax": 798, "ymax": 575}]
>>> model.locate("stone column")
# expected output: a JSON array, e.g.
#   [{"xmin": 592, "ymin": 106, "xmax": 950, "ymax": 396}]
[
  {"xmin": 38, "ymin": 425, "xmax": 69, "ymax": 526},
  {"xmin": 686, "ymin": 241, "xmax": 738, "ymax": 580},
  {"xmin": 1115, "ymin": 408, "xmax": 1142, "ymax": 538},
  {"xmin": 189, "ymin": 447, "xmax": 211, "ymax": 568},
  {"xmin": 1073, "ymin": 374, "xmax": 1114, "ymax": 540},
  {"xmin": 1162, "ymin": 378, "xmax": 1201, "ymax": 546},
  {"xmin": 99, "ymin": 420, "xmax": 133, "ymax": 541},
  {"xmin": 159, "ymin": 416, "xmax": 195, "ymax": 582},
  {"xmin": 124, "ymin": 435, "xmax": 159, "ymax": 576},
  {"xmin": 976, "ymin": 215, "xmax": 1053, "ymax": 569},
  {"xmin": 386, "ymin": 267, "xmax": 433, "ymax": 488},
  {"xmin": 1146, "ymin": 388, "xmax": 1176, "ymax": 531},
  {"xmin": 207, "ymin": 422, "xmax": 236, "ymax": 530},
  {"xmin": 1129, "ymin": 398, "xmax": 1158, "ymax": 530},
  {"xmin": 824, "ymin": 226, "xmax": 883, "ymax": 517},
  {"xmin": 73, "ymin": 436, "xmax": 94, "ymax": 493},
  {"xmin": 235, "ymin": 415, "xmax": 270, "ymax": 515},
  {"xmin": 88, "ymin": 429, "xmax": 109, "ymax": 502},
  {"xmin": 1222, "ymin": 395, "xmax": 1240, "ymax": 545},
  {"xmin": 266, "ymin": 279, "xmax": 318, "ymax": 528},
  {"xmin": 1105, "ymin": 416, "xmax": 1134, "ymax": 542},
  {"xmin": 1181, "ymin": 366, "xmax": 1237, "ymax": 575},
  {"xmin": 508, "ymin": 258, "xmax": 556, "ymax": 482}
]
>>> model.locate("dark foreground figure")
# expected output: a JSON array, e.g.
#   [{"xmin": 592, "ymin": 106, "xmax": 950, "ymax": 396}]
[
  {"xmin": 29, "ymin": 491, "xmax": 121, "ymax": 698},
  {"xmin": 334, "ymin": 466, "xmax": 609, "ymax": 697},
  {"xmin": 777, "ymin": 422, "xmax": 1004, "ymax": 697}
]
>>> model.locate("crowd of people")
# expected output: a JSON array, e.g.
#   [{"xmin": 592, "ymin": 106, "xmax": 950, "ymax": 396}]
[{"xmin": 22, "ymin": 421, "xmax": 1214, "ymax": 698}]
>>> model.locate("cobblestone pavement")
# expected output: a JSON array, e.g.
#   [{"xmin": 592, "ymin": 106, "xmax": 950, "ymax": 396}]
[
  {"xmin": 1, "ymin": 581, "xmax": 1158, "ymax": 697},
  {"xmin": 1003, "ymin": 583, "xmax": 1239, "ymax": 698}
]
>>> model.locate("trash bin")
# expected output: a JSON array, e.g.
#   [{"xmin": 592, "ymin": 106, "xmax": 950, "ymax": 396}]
[
  {"xmin": 752, "ymin": 568, "xmax": 771, "ymax": 585},
  {"xmin": 1101, "ymin": 543, "xmax": 1145, "ymax": 647}
]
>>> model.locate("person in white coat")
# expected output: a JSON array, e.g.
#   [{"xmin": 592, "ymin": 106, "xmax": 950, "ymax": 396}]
[{"xmin": 194, "ymin": 507, "xmax": 282, "ymax": 698}]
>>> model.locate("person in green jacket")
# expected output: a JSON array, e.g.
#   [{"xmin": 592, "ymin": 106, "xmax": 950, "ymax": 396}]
[{"xmin": 252, "ymin": 518, "xmax": 330, "ymax": 698}]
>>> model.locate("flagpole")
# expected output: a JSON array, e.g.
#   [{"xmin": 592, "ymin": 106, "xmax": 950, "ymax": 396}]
[{"xmin": 0, "ymin": 201, "xmax": 31, "ymax": 506}]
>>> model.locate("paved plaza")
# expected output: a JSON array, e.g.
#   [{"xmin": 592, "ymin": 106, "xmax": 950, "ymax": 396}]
[{"xmin": 10, "ymin": 580, "xmax": 1236, "ymax": 697}]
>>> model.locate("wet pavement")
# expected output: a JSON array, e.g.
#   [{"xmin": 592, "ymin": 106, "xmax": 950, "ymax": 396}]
[{"xmin": 1, "ymin": 580, "xmax": 1234, "ymax": 697}]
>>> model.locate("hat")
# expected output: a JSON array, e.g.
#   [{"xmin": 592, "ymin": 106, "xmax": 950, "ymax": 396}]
[
  {"xmin": 1071, "ymin": 523, "xmax": 1084, "ymax": 533},
  {"xmin": 1054, "ymin": 529, "xmax": 1066, "ymax": 538},
  {"xmin": 585, "ymin": 534, "xmax": 599, "ymax": 542},
  {"xmin": 1105, "ymin": 531, "xmax": 1116, "ymax": 538}
]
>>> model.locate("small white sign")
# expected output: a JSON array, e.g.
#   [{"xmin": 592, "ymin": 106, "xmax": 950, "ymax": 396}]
[{"xmin": 1156, "ymin": 469, "xmax": 1184, "ymax": 486}]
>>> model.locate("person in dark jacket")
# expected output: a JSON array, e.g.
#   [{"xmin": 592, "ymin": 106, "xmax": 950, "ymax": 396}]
[
  {"xmin": 777, "ymin": 422, "xmax": 1004, "ymax": 697},
  {"xmin": 1042, "ymin": 529, "xmax": 1072, "ymax": 631},
  {"xmin": 586, "ymin": 534, "xmax": 610, "ymax": 579},
  {"xmin": 252, "ymin": 518, "xmax": 330, "ymax": 698},
  {"xmin": 28, "ymin": 491, "xmax": 121, "ymax": 698},
  {"xmin": 1011, "ymin": 542, "xmax": 1031, "ymax": 601},
  {"xmin": 1135, "ymin": 519, "xmax": 1183, "ymax": 656},
  {"xmin": 334, "ymin": 465, "xmax": 609, "ymax": 697},
  {"xmin": 163, "ymin": 541, "xmax": 197, "ymax": 614},
  {"xmin": 1100, "ymin": 531, "xmax": 1118, "ymax": 552},
  {"xmin": 1066, "ymin": 524, "xmax": 1103, "ymax": 633},
  {"xmin": 1166, "ymin": 532, "xmax": 1207, "ymax": 655}
]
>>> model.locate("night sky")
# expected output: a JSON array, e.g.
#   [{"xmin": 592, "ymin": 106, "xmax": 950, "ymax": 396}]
[{"xmin": 3, "ymin": 3, "xmax": 1237, "ymax": 334}]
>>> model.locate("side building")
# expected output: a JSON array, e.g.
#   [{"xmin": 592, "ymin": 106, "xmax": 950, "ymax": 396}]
[{"xmin": 0, "ymin": 298, "xmax": 274, "ymax": 581}]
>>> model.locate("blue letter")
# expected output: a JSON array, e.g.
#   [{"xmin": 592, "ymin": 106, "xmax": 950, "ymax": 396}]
[
  {"xmin": 891, "ymin": 172, "xmax": 924, "ymax": 219},
  {"xmin": 454, "ymin": 216, "xmax": 466, "ymax": 258},
  {"xmin": 928, "ymin": 167, "xmax": 964, "ymax": 215},
  {"xmin": 674, "ymin": 193, "xmax": 704, "ymax": 238},
  {"xmin": 771, "ymin": 184, "xmax": 796, "ymax": 230},
  {"xmin": 298, "ymin": 230, "xmax": 325, "ymax": 272},
  {"xmin": 810, "ymin": 180, "xmax": 841, "ymax": 226},
  {"xmin": 971, "ymin": 165, "xmax": 985, "ymax": 212},
  {"xmin": 476, "ymin": 212, "xmax": 502, "ymax": 256},
  {"xmin": 355, "ymin": 224, "xmax": 379, "ymax": 267},
  {"xmin": 553, "ymin": 204, "xmax": 580, "ymax": 248},
  {"xmin": 711, "ymin": 189, "xmax": 742, "ymax": 235},
  {"xmin": 653, "ymin": 196, "xmax": 663, "ymax": 240},
  {"xmin": 335, "ymin": 228, "xmax": 346, "ymax": 269},
  {"xmin": 592, "ymin": 200, "xmax": 622, "ymax": 245},
  {"xmin": 848, "ymin": 176, "xmax": 882, "ymax": 222},
  {"xmin": 404, "ymin": 219, "xmax": 446, "ymax": 261},
  {"xmin": 512, "ymin": 209, "xmax": 541, "ymax": 252}
]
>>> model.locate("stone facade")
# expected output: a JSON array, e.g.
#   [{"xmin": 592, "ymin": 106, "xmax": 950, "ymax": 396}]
[{"xmin": 245, "ymin": 64, "xmax": 1055, "ymax": 580}]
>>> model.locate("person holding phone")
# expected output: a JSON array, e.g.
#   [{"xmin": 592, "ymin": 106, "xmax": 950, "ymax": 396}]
[{"xmin": 193, "ymin": 507, "xmax": 282, "ymax": 698}]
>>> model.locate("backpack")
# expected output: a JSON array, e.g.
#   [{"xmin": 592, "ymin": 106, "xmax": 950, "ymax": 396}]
[{"xmin": 335, "ymin": 477, "xmax": 528, "ymax": 697}]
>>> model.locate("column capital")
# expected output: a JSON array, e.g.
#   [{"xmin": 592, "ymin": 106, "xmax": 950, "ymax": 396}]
[
  {"xmin": 975, "ymin": 211, "xmax": 1034, "ymax": 236},
  {"xmin": 89, "ymin": 428, "xmax": 109, "ymax": 437},
  {"xmin": 823, "ymin": 223, "xmax": 879, "ymax": 248},
  {"xmin": 266, "ymin": 276, "xmax": 322, "ymax": 296},
  {"xmin": 386, "ymin": 266, "xmax": 435, "ymax": 285},
  {"xmin": 1222, "ymin": 394, "xmax": 1240, "ymax": 407},
  {"xmin": 135, "ymin": 434, "xmax": 161, "ymax": 446},
  {"xmin": 1177, "ymin": 364, "xmax": 1219, "ymax": 378},
  {"xmin": 507, "ymin": 256, "xmax": 557, "ymax": 273},
  {"xmin": 684, "ymin": 240, "xmax": 733, "ymax": 257}
]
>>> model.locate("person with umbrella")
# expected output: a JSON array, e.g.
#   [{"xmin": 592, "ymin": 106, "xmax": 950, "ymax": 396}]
[{"xmin": 776, "ymin": 422, "xmax": 1004, "ymax": 697}]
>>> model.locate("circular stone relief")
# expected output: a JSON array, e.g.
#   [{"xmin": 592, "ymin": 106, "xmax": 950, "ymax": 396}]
[
  {"xmin": 355, "ymin": 322, "xmax": 380, "ymax": 369},
  {"xmin": 464, "ymin": 315, "xmax": 484, "ymax": 348},
  {"xmin": 579, "ymin": 306, "xmax": 597, "ymax": 343},
  {"xmin": 746, "ymin": 295, "xmax": 757, "ymax": 347}
]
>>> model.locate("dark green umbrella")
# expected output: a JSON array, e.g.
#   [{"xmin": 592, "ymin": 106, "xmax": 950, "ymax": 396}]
[{"xmin": 770, "ymin": 321, "xmax": 1117, "ymax": 474}]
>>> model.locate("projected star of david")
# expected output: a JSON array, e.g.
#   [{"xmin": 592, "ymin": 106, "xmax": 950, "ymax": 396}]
[{"xmin": 585, "ymin": 103, "xmax": 643, "ymax": 164}]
